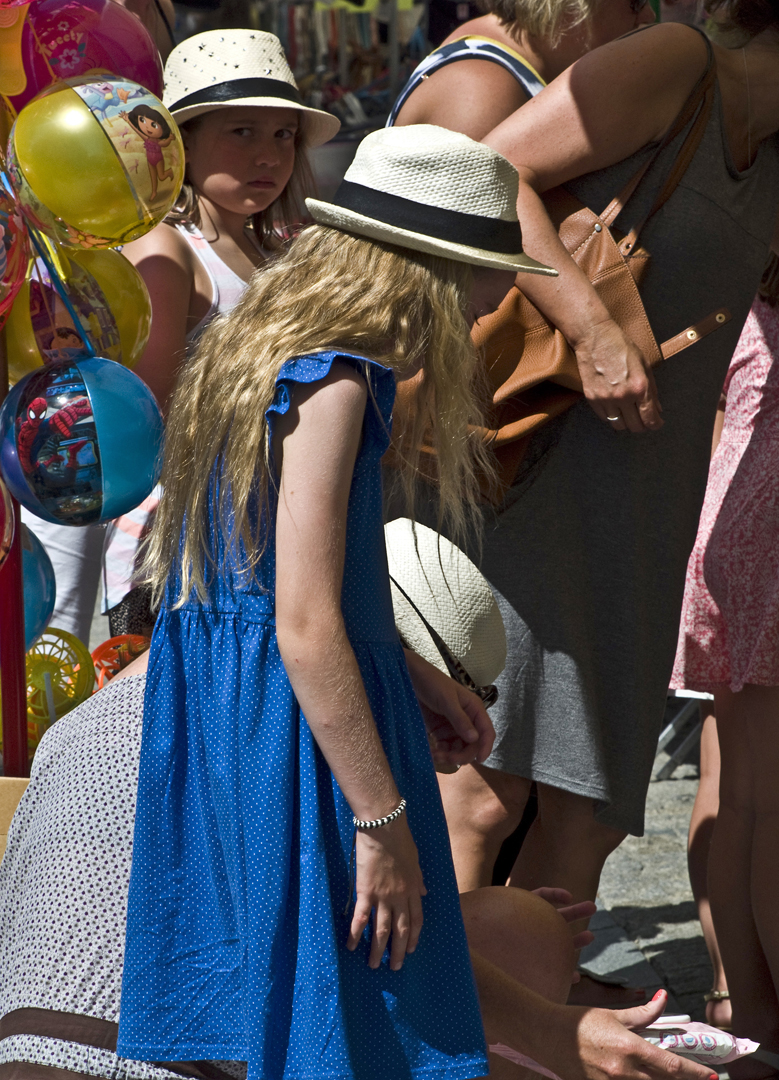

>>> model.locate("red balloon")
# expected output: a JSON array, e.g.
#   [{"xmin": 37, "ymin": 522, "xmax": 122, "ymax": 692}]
[
  {"xmin": 4, "ymin": 0, "xmax": 163, "ymax": 112},
  {"xmin": 0, "ymin": 184, "xmax": 30, "ymax": 331}
]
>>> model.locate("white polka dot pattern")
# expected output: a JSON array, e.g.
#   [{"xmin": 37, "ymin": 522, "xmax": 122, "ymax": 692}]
[{"xmin": 118, "ymin": 353, "xmax": 489, "ymax": 1080}]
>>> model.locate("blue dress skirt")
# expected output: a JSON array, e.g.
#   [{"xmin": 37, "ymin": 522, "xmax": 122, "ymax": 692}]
[{"xmin": 117, "ymin": 352, "xmax": 488, "ymax": 1080}]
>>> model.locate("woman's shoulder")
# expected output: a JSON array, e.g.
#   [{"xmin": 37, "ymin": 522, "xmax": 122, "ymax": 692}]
[
  {"xmin": 393, "ymin": 19, "xmax": 534, "ymax": 133},
  {"xmin": 593, "ymin": 22, "xmax": 710, "ymax": 76}
]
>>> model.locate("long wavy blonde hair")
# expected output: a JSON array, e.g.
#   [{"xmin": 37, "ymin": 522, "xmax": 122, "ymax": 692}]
[{"xmin": 143, "ymin": 224, "xmax": 495, "ymax": 606}]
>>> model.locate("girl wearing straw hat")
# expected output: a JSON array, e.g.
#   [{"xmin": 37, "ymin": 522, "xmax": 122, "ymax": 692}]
[
  {"xmin": 100, "ymin": 30, "xmax": 340, "ymax": 638},
  {"xmin": 115, "ymin": 125, "xmax": 552, "ymax": 1079},
  {"xmin": 126, "ymin": 28, "xmax": 340, "ymax": 414}
]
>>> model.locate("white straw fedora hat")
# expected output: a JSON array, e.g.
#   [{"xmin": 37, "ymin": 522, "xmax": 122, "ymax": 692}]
[
  {"xmin": 385, "ymin": 518, "xmax": 507, "ymax": 703},
  {"xmin": 163, "ymin": 30, "xmax": 341, "ymax": 147},
  {"xmin": 306, "ymin": 125, "xmax": 557, "ymax": 274}
]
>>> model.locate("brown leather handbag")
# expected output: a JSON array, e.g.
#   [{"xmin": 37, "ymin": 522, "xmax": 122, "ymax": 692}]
[{"xmin": 472, "ymin": 45, "xmax": 732, "ymax": 498}]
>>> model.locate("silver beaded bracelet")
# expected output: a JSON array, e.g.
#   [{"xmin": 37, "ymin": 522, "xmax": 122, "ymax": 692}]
[{"xmin": 353, "ymin": 797, "xmax": 407, "ymax": 830}]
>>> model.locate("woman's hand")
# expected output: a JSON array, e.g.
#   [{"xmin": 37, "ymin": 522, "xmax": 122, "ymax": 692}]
[
  {"xmin": 572, "ymin": 317, "xmax": 663, "ymax": 433},
  {"xmin": 541, "ymin": 991, "xmax": 717, "ymax": 1080},
  {"xmin": 561, "ymin": 991, "xmax": 716, "ymax": 1080},
  {"xmin": 531, "ymin": 887, "xmax": 597, "ymax": 952},
  {"xmin": 403, "ymin": 649, "xmax": 495, "ymax": 766},
  {"xmin": 347, "ymin": 815, "xmax": 427, "ymax": 971}
]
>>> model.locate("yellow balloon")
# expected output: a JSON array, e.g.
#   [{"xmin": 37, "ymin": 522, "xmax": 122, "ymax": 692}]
[
  {"xmin": 6, "ymin": 248, "xmax": 151, "ymax": 384},
  {"xmin": 7, "ymin": 77, "xmax": 184, "ymax": 248},
  {"xmin": 69, "ymin": 249, "xmax": 151, "ymax": 370}
]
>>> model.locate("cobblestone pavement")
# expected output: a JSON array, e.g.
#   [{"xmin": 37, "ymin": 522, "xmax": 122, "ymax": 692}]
[{"xmin": 580, "ymin": 714, "xmax": 711, "ymax": 1020}]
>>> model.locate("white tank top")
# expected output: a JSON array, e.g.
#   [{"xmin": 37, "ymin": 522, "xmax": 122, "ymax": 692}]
[{"xmin": 174, "ymin": 221, "xmax": 253, "ymax": 343}]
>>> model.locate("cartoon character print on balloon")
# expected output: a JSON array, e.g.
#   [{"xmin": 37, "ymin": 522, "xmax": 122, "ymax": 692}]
[
  {"xmin": 15, "ymin": 365, "xmax": 102, "ymax": 524},
  {"xmin": 120, "ymin": 105, "xmax": 175, "ymax": 201},
  {"xmin": 29, "ymin": 258, "xmax": 119, "ymax": 363},
  {"xmin": 73, "ymin": 81, "xmax": 180, "ymax": 211},
  {"xmin": 7, "ymin": 76, "xmax": 184, "ymax": 248}
]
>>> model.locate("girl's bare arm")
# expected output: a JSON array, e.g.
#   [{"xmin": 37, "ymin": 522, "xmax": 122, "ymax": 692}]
[
  {"xmin": 123, "ymin": 223, "xmax": 193, "ymax": 417},
  {"xmin": 274, "ymin": 363, "xmax": 425, "ymax": 970}
]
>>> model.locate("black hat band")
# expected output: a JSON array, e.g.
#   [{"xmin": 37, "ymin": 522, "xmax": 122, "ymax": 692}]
[
  {"xmin": 332, "ymin": 180, "xmax": 523, "ymax": 255},
  {"xmin": 169, "ymin": 77, "xmax": 303, "ymax": 113}
]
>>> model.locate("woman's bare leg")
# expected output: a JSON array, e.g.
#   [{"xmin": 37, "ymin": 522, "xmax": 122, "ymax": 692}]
[
  {"xmin": 507, "ymin": 784, "xmax": 626, "ymax": 906},
  {"xmin": 462, "ymin": 886, "xmax": 575, "ymax": 1080},
  {"xmin": 506, "ymin": 783, "xmax": 638, "ymax": 1008},
  {"xmin": 461, "ymin": 885, "xmax": 575, "ymax": 1004},
  {"xmin": 438, "ymin": 765, "xmax": 532, "ymax": 891},
  {"xmin": 687, "ymin": 706, "xmax": 731, "ymax": 1027},
  {"xmin": 747, "ymin": 688, "xmax": 779, "ymax": 1025},
  {"xmin": 709, "ymin": 686, "xmax": 779, "ymax": 1071}
]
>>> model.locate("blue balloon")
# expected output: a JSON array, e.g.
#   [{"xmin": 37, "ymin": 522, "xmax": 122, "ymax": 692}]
[
  {"xmin": 21, "ymin": 524, "xmax": 56, "ymax": 650},
  {"xmin": 0, "ymin": 357, "xmax": 163, "ymax": 526}
]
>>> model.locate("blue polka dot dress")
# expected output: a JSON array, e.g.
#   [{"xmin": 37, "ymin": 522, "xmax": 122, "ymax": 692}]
[{"xmin": 117, "ymin": 353, "xmax": 489, "ymax": 1080}]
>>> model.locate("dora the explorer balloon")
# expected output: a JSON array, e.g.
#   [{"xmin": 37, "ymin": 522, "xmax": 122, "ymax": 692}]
[
  {"xmin": 121, "ymin": 105, "xmax": 176, "ymax": 201},
  {"xmin": 7, "ymin": 78, "xmax": 184, "ymax": 248}
]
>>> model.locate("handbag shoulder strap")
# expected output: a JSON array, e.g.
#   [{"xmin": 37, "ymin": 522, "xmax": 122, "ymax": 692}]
[{"xmin": 599, "ymin": 28, "xmax": 715, "ymax": 242}]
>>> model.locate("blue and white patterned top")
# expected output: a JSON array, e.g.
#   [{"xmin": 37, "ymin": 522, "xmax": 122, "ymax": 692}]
[
  {"xmin": 118, "ymin": 352, "xmax": 488, "ymax": 1080},
  {"xmin": 387, "ymin": 35, "xmax": 546, "ymax": 127}
]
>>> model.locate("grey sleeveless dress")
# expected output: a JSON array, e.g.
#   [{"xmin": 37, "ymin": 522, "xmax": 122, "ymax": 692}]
[{"xmin": 482, "ymin": 75, "xmax": 779, "ymax": 835}]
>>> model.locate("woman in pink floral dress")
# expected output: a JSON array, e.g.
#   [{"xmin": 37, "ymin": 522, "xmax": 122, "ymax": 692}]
[{"xmin": 673, "ymin": 268, "xmax": 779, "ymax": 1069}]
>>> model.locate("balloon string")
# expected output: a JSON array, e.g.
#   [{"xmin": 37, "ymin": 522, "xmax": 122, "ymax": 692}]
[{"xmin": 27, "ymin": 227, "xmax": 97, "ymax": 358}]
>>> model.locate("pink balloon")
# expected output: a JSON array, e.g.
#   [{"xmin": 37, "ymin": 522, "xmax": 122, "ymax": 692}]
[{"xmin": 7, "ymin": 0, "xmax": 163, "ymax": 112}]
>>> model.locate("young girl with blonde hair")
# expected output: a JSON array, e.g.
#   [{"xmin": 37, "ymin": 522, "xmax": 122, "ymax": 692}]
[{"xmin": 115, "ymin": 124, "xmax": 553, "ymax": 1079}]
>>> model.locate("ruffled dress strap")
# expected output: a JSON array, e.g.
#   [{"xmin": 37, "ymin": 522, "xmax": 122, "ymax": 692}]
[{"xmin": 266, "ymin": 350, "xmax": 396, "ymax": 461}]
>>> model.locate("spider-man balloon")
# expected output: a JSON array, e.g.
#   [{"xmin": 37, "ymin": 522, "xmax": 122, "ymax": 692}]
[{"xmin": 0, "ymin": 356, "xmax": 163, "ymax": 525}]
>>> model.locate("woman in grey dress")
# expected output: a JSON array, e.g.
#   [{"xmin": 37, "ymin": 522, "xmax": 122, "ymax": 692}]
[{"xmin": 438, "ymin": 5, "xmax": 779, "ymax": 956}]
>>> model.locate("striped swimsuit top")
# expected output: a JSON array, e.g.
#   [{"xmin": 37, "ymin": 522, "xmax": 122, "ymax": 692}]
[{"xmin": 387, "ymin": 35, "xmax": 546, "ymax": 127}]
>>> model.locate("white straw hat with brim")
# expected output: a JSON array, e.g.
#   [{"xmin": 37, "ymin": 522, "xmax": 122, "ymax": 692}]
[
  {"xmin": 385, "ymin": 518, "xmax": 507, "ymax": 693},
  {"xmin": 306, "ymin": 125, "xmax": 557, "ymax": 275},
  {"xmin": 163, "ymin": 30, "xmax": 341, "ymax": 147}
]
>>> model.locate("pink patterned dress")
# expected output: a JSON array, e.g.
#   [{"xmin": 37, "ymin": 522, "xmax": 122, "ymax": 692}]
[{"xmin": 672, "ymin": 297, "xmax": 779, "ymax": 692}]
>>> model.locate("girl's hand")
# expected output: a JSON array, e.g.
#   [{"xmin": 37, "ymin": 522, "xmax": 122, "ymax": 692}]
[
  {"xmin": 572, "ymin": 317, "xmax": 663, "ymax": 433},
  {"xmin": 347, "ymin": 815, "xmax": 427, "ymax": 971},
  {"xmin": 403, "ymin": 649, "xmax": 495, "ymax": 766}
]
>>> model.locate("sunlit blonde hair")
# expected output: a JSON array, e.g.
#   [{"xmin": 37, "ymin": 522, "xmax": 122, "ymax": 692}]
[
  {"xmin": 143, "ymin": 224, "xmax": 494, "ymax": 606},
  {"xmin": 478, "ymin": 0, "xmax": 599, "ymax": 43}
]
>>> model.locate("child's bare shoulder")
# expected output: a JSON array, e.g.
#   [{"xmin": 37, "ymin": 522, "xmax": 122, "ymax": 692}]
[{"xmin": 122, "ymin": 220, "xmax": 195, "ymax": 274}]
